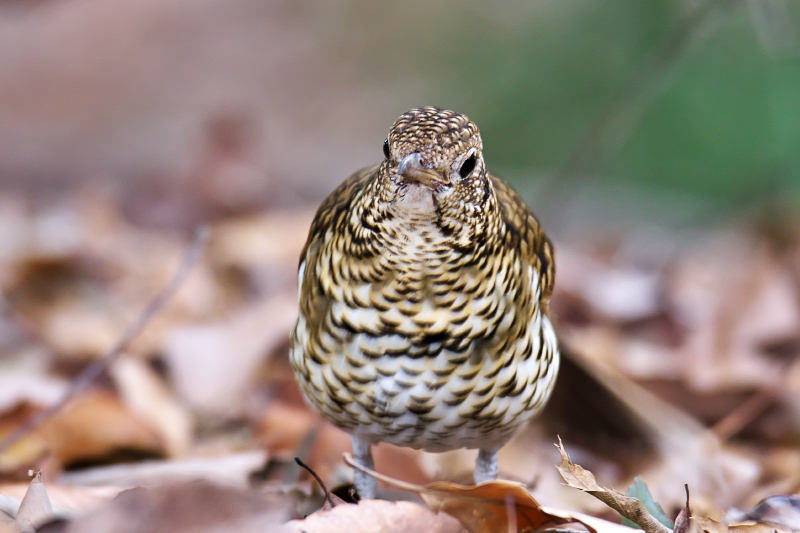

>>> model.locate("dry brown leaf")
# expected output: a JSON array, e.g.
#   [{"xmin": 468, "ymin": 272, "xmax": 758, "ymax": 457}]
[
  {"xmin": 59, "ymin": 451, "xmax": 268, "ymax": 489},
  {"xmin": 555, "ymin": 438, "xmax": 671, "ymax": 533},
  {"xmin": 729, "ymin": 524, "xmax": 795, "ymax": 533},
  {"xmin": 695, "ymin": 516, "xmax": 729, "ymax": 533},
  {"xmin": 695, "ymin": 516, "xmax": 795, "ymax": 533},
  {"xmin": 726, "ymin": 494, "xmax": 800, "ymax": 532},
  {"xmin": 282, "ymin": 500, "xmax": 464, "ymax": 533},
  {"xmin": 163, "ymin": 294, "xmax": 297, "ymax": 417},
  {"xmin": 209, "ymin": 209, "xmax": 314, "ymax": 270},
  {"xmin": 0, "ymin": 402, "xmax": 49, "ymax": 475},
  {"xmin": 14, "ymin": 472, "xmax": 53, "ymax": 533},
  {"xmin": 37, "ymin": 390, "xmax": 164, "ymax": 468},
  {"xmin": 343, "ymin": 452, "xmax": 632, "ymax": 533},
  {"xmin": 1, "ymin": 391, "xmax": 164, "ymax": 474},
  {"xmin": 256, "ymin": 401, "xmax": 317, "ymax": 452},
  {"xmin": 421, "ymin": 481, "xmax": 565, "ymax": 533},
  {"xmin": 0, "ymin": 369, "xmax": 68, "ymax": 418},
  {"xmin": 559, "ymin": 342, "xmax": 759, "ymax": 513},
  {"xmin": 110, "ymin": 357, "xmax": 194, "ymax": 458},
  {"xmin": 60, "ymin": 480, "xmax": 289, "ymax": 533}
]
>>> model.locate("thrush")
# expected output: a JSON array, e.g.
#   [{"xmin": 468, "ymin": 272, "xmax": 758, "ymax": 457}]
[{"xmin": 290, "ymin": 107, "xmax": 559, "ymax": 499}]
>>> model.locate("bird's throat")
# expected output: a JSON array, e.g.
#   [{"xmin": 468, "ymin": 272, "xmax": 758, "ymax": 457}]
[{"xmin": 393, "ymin": 182, "xmax": 438, "ymax": 219}]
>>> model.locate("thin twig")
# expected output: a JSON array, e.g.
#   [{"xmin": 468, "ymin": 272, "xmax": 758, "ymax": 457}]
[
  {"xmin": 684, "ymin": 484, "xmax": 690, "ymax": 512},
  {"xmin": 711, "ymin": 388, "xmax": 777, "ymax": 441},
  {"xmin": 0, "ymin": 226, "xmax": 210, "ymax": 454},
  {"xmin": 295, "ymin": 457, "xmax": 337, "ymax": 510}
]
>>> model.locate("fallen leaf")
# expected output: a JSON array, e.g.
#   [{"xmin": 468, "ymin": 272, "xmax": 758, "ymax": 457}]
[
  {"xmin": 38, "ymin": 390, "xmax": 165, "ymax": 468},
  {"xmin": 0, "ymin": 494, "xmax": 15, "ymax": 525},
  {"xmin": 420, "ymin": 481, "xmax": 563, "ymax": 533},
  {"xmin": 110, "ymin": 357, "xmax": 194, "ymax": 457},
  {"xmin": 59, "ymin": 480, "xmax": 289, "ymax": 533},
  {"xmin": 256, "ymin": 401, "xmax": 316, "ymax": 453},
  {"xmin": 694, "ymin": 516, "xmax": 729, "ymax": 533},
  {"xmin": 59, "ymin": 451, "xmax": 268, "ymax": 489},
  {"xmin": 0, "ymin": 391, "xmax": 164, "ymax": 474},
  {"xmin": 281, "ymin": 500, "xmax": 464, "ymax": 533},
  {"xmin": 343, "ymin": 452, "xmax": 631, "ymax": 533},
  {"xmin": 0, "ymin": 482, "xmax": 121, "ymax": 515},
  {"xmin": 695, "ymin": 516, "xmax": 795, "ymax": 533},
  {"xmin": 14, "ymin": 471, "xmax": 53, "ymax": 533},
  {"xmin": 0, "ymin": 362, "xmax": 69, "ymax": 416},
  {"xmin": 559, "ymin": 342, "xmax": 760, "ymax": 513},
  {"xmin": 163, "ymin": 294, "xmax": 296, "ymax": 417},
  {"xmin": 209, "ymin": 209, "xmax": 313, "ymax": 270},
  {"xmin": 729, "ymin": 524, "xmax": 794, "ymax": 533},
  {"xmin": 555, "ymin": 438, "xmax": 671, "ymax": 533},
  {"xmin": 726, "ymin": 494, "xmax": 800, "ymax": 532}
]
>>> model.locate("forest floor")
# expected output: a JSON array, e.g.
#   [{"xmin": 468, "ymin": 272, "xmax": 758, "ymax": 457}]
[{"xmin": 0, "ymin": 187, "xmax": 799, "ymax": 532}]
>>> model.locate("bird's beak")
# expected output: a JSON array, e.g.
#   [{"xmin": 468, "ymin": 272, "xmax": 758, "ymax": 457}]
[{"xmin": 397, "ymin": 153, "xmax": 448, "ymax": 187}]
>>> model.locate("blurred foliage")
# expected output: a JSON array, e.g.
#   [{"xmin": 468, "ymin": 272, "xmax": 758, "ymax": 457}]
[{"xmin": 339, "ymin": 0, "xmax": 800, "ymax": 205}]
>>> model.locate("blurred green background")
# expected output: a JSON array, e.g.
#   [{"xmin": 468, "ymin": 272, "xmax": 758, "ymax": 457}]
[
  {"xmin": 1, "ymin": 0, "xmax": 798, "ymax": 228},
  {"xmin": 344, "ymin": 0, "xmax": 800, "ymax": 202}
]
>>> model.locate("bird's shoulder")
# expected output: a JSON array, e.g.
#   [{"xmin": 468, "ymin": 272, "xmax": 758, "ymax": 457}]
[
  {"xmin": 489, "ymin": 173, "xmax": 556, "ymax": 302},
  {"xmin": 300, "ymin": 164, "xmax": 379, "ymax": 266}
]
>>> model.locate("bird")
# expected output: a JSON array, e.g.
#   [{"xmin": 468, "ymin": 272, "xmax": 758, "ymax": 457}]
[{"xmin": 290, "ymin": 107, "xmax": 559, "ymax": 500}]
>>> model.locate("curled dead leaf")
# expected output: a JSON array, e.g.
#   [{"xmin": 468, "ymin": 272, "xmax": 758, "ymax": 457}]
[
  {"xmin": 555, "ymin": 438, "xmax": 672, "ymax": 533},
  {"xmin": 344, "ymin": 452, "xmax": 561, "ymax": 532},
  {"xmin": 343, "ymin": 453, "xmax": 631, "ymax": 533}
]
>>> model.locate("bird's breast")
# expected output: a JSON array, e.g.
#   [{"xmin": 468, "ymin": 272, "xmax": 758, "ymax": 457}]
[
  {"xmin": 323, "ymin": 217, "xmax": 528, "ymax": 359},
  {"xmin": 291, "ymin": 209, "xmax": 556, "ymax": 451}
]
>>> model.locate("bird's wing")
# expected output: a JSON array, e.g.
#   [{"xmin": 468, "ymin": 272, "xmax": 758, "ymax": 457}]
[
  {"xmin": 299, "ymin": 164, "xmax": 380, "ymax": 269},
  {"xmin": 489, "ymin": 174, "xmax": 556, "ymax": 303}
]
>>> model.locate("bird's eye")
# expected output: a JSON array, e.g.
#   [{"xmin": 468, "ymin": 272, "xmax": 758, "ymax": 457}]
[
  {"xmin": 459, "ymin": 155, "xmax": 476, "ymax": 178},
  {"xmin": 383, "ymin": 139, "xmax": 390, "ymax": 159}
]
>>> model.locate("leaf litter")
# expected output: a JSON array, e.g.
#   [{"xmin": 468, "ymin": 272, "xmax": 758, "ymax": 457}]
[{"xmin": 0, "ymin": 156, "xmax": 798, "ymax": 530}]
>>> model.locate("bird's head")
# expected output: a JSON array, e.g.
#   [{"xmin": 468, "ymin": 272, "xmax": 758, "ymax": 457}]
[{"xmin": 369, "ymin": 107, "xmax": 498, "ymax": 245}]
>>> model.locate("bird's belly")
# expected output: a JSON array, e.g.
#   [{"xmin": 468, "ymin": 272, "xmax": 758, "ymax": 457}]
[
  {"xmin": 346, "ymin": 350, "xmax": 549, "ymax": 452},
  {"xmin": 290, "ymin": 309, "xmax": 560, "ymax": 452}
]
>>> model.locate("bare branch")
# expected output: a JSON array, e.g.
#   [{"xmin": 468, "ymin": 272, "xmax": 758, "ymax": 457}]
[{"xmin": 0, "ymin": 225, "xmax": 210, "ymax": 454}]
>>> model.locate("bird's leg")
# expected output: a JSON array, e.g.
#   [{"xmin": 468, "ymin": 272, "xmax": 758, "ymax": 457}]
[
  {"xmin": 351, "ymin": 435, "xmax": 376, "ymax": 500},
  {"xmin": 474, "ymin": 448, "xmax": 498, "ymax": 484}
]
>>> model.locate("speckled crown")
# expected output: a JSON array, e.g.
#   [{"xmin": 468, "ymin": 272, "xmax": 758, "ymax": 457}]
[{"xmin": 387, "ymin": 107, "xmax": 482, "ymax": 165}]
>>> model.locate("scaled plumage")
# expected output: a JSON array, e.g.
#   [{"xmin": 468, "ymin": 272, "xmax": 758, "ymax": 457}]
[{"xmin": 290, "ymin": 107, "xmax": 559, "ymax": 498}]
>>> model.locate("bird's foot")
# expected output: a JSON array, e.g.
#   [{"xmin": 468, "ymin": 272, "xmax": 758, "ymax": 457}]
[
  {"xmin": 351, "ymin": 435, "xmax": 376, "ymax": 500},
  {"xmin": 474, "ymin": 448, "xmax": 498, "ymax": 484}
]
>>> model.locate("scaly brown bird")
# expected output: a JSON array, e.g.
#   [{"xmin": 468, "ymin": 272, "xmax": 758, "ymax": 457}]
[{"xmin": 290, "ymin": 107, "xmax": 559, "ymax": 499}]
